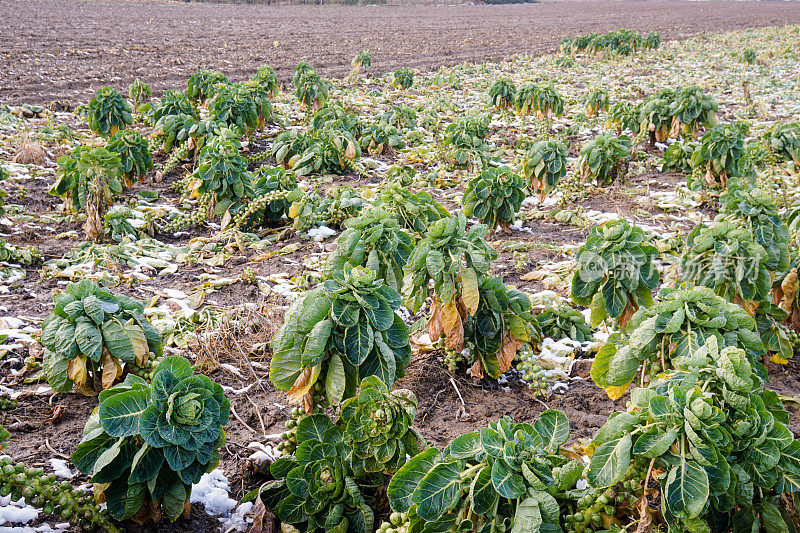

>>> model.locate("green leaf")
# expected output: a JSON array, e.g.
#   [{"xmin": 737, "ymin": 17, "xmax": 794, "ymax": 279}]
[
  {"xmin": 532, "ymin": 409, "xmax": 570, "ymax": 453},
  {"xmin": 71, "ymin": 432, "xmax": 114, "ymax": 474},
  {"xmin": 161, "ymin": 480, "xmax": 188, "ymax": 522},
  {"xmin": 101, "ymin": 318, "xmax": 136, "ymax": 363},
  {"xmin": 75, "ymin": 320, "xmax": 103, "ymax": 362},
  {"xmin": 469, "ymin": 465, "xmax": 497, "ymax": 515},
  {"xmin": 480, "ymin": 427, "xmax": 504, "ymax": 457},
  {"xmin": 426, "ymin": 251, "xmax": 445, "ymax": 277},
  {"xmin": 450, "ymin": 431, "xmax": 482, "ymax": 459},
  {"xmin": 388, "ymin": 447, "xmax": 442, "ymax": 512},
  {"xmin": 344, "ymin": 320, "xmax": 374, "ymax": 366},
  {"xmin": 587, "ymin": 433, "xmax": 632, "ymax": 487},
  {"xmin": 156, "ymin": 355, "xmax": 193, "ymax": 380},
  {"xmin": 325, "ymin": 353, "xmax": 346, "ymax": 406},
  {"xmin": 761, "ymin": 501, "xmax": 790, "ymax": 533},
  {"xmin": 296, "ymin": 413, "xmax": 333, "ymax": 442},
  {"xmin": 491, "ymin": 459, "xmax": 526, "ymax": 499},
  {"xmin": 602, "ymin": 280, "xmax": 627, "ymax": 318},
  {"xmin": 43, "ymin": 349, "xmax": 72, "ymax": 393},
  {"xmin": 297, "ymin": 292, "xmax": 332, "ymax": 334},
  {"xmin": 633, "ymin": 427, "xmax": 678, "ymax": 458},
  {"xmin": 129, "ymin": 443, "xmax": 164, "ymax": 483},
  {"xmin": 512, "ymin": 497, "xmax": 544, "ymax": 533},
  {"xmin": 665, "ymin": 459, "xmax": 709, "ymax": 519},
  {"xmin": 302, "ymin": 319, "xmax": 333, "ymax": 366},
  {"xmin": 99, "ymin": 388, "xmax": 149, "ymax": 437},
  {"xmin": 412, "ymin": 459, "xmax": 464, "ymax": 521}
]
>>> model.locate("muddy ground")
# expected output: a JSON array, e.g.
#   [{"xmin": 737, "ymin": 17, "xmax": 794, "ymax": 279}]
[
  {"xmin": 3, "ymin": 0, "xmax": 800, "ymax": 104},
  {"xmin": 2, "ymin": 115, "xmax": 800, "ymax": 531}
]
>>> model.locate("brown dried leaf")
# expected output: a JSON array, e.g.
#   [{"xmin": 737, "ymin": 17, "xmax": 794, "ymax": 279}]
[
  {"xmin": 497, "ymin": 332, "xmax": 524, "ymax": 375},
  {"xmin": 469, "ymin": 359, "xmax": 484, "ymax": 380},
  {"xmin": 247, "ymin": 498, "xmax": 276, "ymax": 533},
  {"xmin": 634, "ymin": 496, "xmax": 653, "ymax": 533},
  {"xmin": 220, "ymin": 209, "xmax": 232, "ymax": 231},
  {"xmin": 427, "ymin": 303, "xmax": 443, "ymax": 342}
]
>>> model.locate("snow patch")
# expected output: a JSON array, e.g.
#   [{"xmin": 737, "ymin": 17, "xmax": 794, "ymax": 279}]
[
  {"xmin": 0, "ymin": 495, "xmax": 39, "ymax": 524},
  {"xmin": 190, "ymin": 469, "xmax": 238, "ymax": 516},
  {"xmin": 48, "ymin": 459, "xmax": 75, "ymax": 479},
  {"xmin": 190, "ymin": 469, "xmax": 253, "ymax": 532},
  {"xmin": 307, "ymin": 225, "xmax": 338, "ymax": 242}
]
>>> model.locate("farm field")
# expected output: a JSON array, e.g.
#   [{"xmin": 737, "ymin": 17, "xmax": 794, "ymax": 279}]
[
  {"xmin": 2, "ymin": 10, "xmax": 800, "ymax": 533},
  {"xmin": 4, "ymin": 0, "xmax": 800, "ymax": 103}
]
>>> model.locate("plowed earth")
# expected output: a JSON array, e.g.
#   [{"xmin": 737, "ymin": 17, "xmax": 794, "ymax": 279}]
[{"xmin": 3, "ymin": 0, "xmax": 800, "ymax": 104}]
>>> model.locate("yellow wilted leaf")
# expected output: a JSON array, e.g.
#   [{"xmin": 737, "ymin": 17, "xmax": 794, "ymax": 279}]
[
  {"xmin": 188, "ymin": 179, "xmax": 203, "ymax": 197},
  {"xmin": 770, "ymin": 353, "xmax": 789, "ymax": 365},
  {"xmin": 67, "ymin": 354, "xmax": 94, "ymax": 395},
  {"xmin": 741, "ymin": 299, "xmax": 759, "ymax": 317},
  {"xmin": 287, "ymin": 365, "xmax": 321, "ymax": 404},
  {"xmin": 186, "ymin": 290, "xmax": 205, "ymax": 310},
  {"xmin": 101, "ymin": 351, "xmax": 122, "ymax": 390},
  {"xmin": 345, "ymin": 140, "xmax": 357, "ymax": 160},
  {"xmin": 126, "ymin": 323, "xmax": 149, "ymax": 367},
  {"xmin": 604, "ymin": 382, "xmax": 633, "ymax": 401},
  {"xmin": 441, "ymin": 301, "xmax": 464, "ymax": 351},
  {"xmin": 507, "ymin": 315, "xmax": 529, "ymax": 342},
  {"xmin": 779, "ymin": 269, "xmax": 799, "ymax": 313},
  {"xmin": 288, "ymin": 202, "xmax": 301, "ymax": 219},
  {"xmin": 460, "ymin": 269, "xmax": 479, "ymax": 316}
]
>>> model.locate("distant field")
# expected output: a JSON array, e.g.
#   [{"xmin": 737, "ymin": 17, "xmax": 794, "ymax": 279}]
[{"xmin": 2, "ymin": 0, "xmax": 800, "ymax": 104}]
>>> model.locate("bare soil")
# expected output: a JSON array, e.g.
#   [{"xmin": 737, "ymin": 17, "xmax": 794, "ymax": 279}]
[{"xmin": 3, "ymin": 0, "xmax": 800, "ymax": 104}]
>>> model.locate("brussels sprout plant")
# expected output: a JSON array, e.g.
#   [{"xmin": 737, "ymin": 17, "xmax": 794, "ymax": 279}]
[
  {"xmin": 521, "ymin": 140, "xmax": 567, "ymax": 200},
  {"xmin": 106, "ymin": 130, "xmax": 153, "ymax": 185},
  {"xmin": 690, "ymin": 121, "xmax": 751, "ymax": 189},
  {"xmin": 590, "ymin": 283, "xmax": 764, "ymax": 399},
  {"xmin": 462, "ymin": 165, "xmax": 526, "ymax": 232},
  {"xmin": 270, "ymin": 265, "xmax": 411, "ymax": 411},
  {"xmin": 87, "ymin": 87, "xmax": 133, "ymax": 137},
  {"xmin": 393, "ymin": 67, "xmax": 414, "ymax": 90},
  {"xmin": 460, "ymin": 276, "xmax": 542, "ymax": 379},
  {"xmin": 583, "ymin": 87, "xmax": 610, "ymax": 117},
  {"xmin": 324, "ymin": 208, "xmax": 413, "ymax": 292},
  {"xmin": 71, "ymin": 356, "xmax": 229, "ymax": 523},
  {"xmin": 50, "ymin": 145, "xmax": 125, "ymax": 241},
  {"xmin": 588, "ymin": 336, "xmax": 797, "ymax": 533},
  {"xmin": 187, "ymin": 69, "xmax": 228, "ymax": 105},
  {"xmin": 571, "ymin": 219, "xmax": 659, "ymax": 328},
  {"xmin": 766, "ymin": 122, "xmax": 800, "ymax": 166},
  {"xmin": 40, "ymin": 279, "xmax": 162, "ymax": 395},
  {"xmin": 388, "ymin": 411, "xmax": 583, "ymax": 532},
  {"xmin": 293, "ymin": 62, "xmax": 329, "ymax": 111},
  {"xmin": 488, "ymin": 77, "xmax": 517, "ymax": 111},
  {"xmin": 350, "ymin": 50, "xmax": 372, "ymax": 76},
  {"xmin": 682, "ymin": 219, "xmax": 771, "ymax": 307},
  {"xmin": 578, "ymin": 134, "xmax": 632, "ymax": 185}
]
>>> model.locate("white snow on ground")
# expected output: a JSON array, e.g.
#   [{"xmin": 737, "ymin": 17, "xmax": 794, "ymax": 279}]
[
  {"xmin": 48, "ymin": 459, "xmax": 75, "ymax": 479},
  {"xmin": 307, "ymin": 225, "xmax": 337, "ymax": 241},
  {"xmin": 0, "ymin": 495, "xmax": 39, "ymax": 524},
  {"xmin": 0, "ymin": 525, "xmax": 69, "ymax": 533},
  {"xmin": 190, "ymin": 469, "xmax": 253, "ymax": 532}
]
